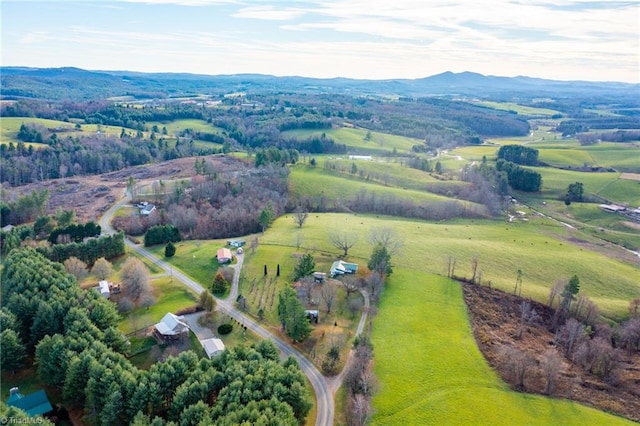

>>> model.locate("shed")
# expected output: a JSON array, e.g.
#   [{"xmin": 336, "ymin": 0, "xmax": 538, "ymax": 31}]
[
  {"xmin": 98, "ymin": 280, "xmax": 111, "ymax": 298},
  {"xmin": 201, "ymin": 338, "xmax": 226, "ymax": 358},
  {"xmin": 7, "ymin": 388, "xmax": 53, "ymax": 417},
  {"xmin": 155, "ymin": 313, "xmax": 189, "ymax": 337},
  {"xmin": 313, "ymin": 272, "xmax": 327, "ymax": 283},
  {"xmin": 217, "ymin": 248, "xmax": 232, "ymax": 263}
]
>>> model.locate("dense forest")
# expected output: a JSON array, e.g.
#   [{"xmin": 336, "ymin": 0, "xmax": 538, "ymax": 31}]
[
  {"xmin": 0, "ymin": 92, "xmax": 531, "ymax": 186},
  {"xmin": 0, "ymin": 248, "xmax": 311, "ymax": 425}
]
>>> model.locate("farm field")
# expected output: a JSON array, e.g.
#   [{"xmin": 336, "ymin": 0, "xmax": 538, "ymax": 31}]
[
  {"xmin": 254, "ymin": 213, "xmax": 639, "ymax": 322},
  {"xmin": 370, "ymin": 270, "xmax": 635, "ymax": 425},
  {"xmin": 282, "ymin": 127, "xmax": 420, "ymax": 154},
  {"xmin": 476, "ymin": 101, "xmax": 562, "ymax": 116},
  {"xmin": 0, "ymin": 116, "xmax": 127, "ymax": 143},
  {"xmin": 289, "ymin": 164, "xmax": 488, "ymax": 215}
]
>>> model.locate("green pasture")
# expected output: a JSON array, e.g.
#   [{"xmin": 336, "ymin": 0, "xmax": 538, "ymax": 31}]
[
  {"xmin": 290, "ymin": 164, "xmax": 487, "ymax": 216},
  {"xmin": 477, "ymin": 101, "xmax": 562, "ymax": 116},
  {"xmin": 0, "ymin": 116, "xmax": 133, "ymax": 143},
  {"xmin": 370, "ymin": 271, "xmax": 634, "ymax": 425},
  {"xmin": 118, "ymin": 275, "xmax": 198, "ymax": 334},
  {"xmin": 259, "ymin": 213, "xmax": 639, "ymax": 321},
  {"xmin": 532, "ymin": 167, "xmax": 640, "ymax": 205},
  {"xmin": 145, "ymin": 239, "xmax": 232, "ymax": 287},
  {"xmin": 320, "ymin": 157, "xmax": 471, "ymax": 192},
  {"xmin": 282, "ymin": 127, "xmax": 420, "ymax": 154}
]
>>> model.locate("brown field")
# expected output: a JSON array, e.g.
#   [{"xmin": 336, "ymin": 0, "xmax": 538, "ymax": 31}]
[{"xmin": 620, "ymin": 173, "xmax": 640, "ymax": 181}]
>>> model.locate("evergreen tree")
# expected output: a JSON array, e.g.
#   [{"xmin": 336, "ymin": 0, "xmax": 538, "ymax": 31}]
[
  {"xmin": 293, "ymin": 253, "xmax": 315, "ymax": 281},
  {"xmin": 368, "ymin": 244, "xmax": 392, "ymax": 276},
  {"xmin": 277, "ymin": 287, "xmax": 312, "ymax": 342},
  {"xmin": 211, "ymin": 272, "xmax": 229, "ymax": 295}
]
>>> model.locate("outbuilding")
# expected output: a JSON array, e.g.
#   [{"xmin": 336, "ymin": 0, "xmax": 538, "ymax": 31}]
[{"xmin": 201, "ymin": 338, "xmax": 226, "ymax": 358}]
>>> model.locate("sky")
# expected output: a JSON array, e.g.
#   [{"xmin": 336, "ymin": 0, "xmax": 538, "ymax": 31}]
[{"xmin": 1, "ymin": 0, "xmax": 639, "ymax": 83}]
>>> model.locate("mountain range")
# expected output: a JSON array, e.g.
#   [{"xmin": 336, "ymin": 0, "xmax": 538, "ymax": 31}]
[{"xmin": 1, "ymin": 66, "xmax": 638, "ymax": 101}]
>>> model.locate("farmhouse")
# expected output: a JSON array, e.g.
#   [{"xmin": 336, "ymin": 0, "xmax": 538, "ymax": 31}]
[
  {"xmin": 7, "ymin": 387, "xmax": 53, "ymax": 417},
  {"xmin": 201, "ymin": 338, "xmax": 226, "ymax": 358},
  {"xmin": 227, "ymin": 239, "xmax": 246, "ymax": 248},
  {"xmin": 140, "ymin": 203, "xmax": 156, "ymax": 215},
  {"xmin": 217, "ymin": 248, "xmax": 233, "ymax": 263},
  {"xmin": 154, "ymin": 313, "xmax": 189, "ymax": 340},
  {"xmin": 330, "ymin": 260, "xmax": 358, "ymax": 277}
]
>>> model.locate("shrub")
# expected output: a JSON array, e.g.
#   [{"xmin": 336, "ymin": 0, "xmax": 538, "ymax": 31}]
[{"xmin": 218, "ymin": 324, "xmax": 233, "ymax": 335}]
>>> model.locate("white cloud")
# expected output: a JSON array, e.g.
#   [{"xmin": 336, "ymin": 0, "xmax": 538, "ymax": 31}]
[{"xmin": 232, "ymin": 5, "xmax": 307, "ymax": 21}]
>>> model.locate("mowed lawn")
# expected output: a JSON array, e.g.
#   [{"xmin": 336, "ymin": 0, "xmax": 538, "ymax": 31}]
[{"xmin": 370, "ymin": 270, "xmax": 635, "ymax": 425}]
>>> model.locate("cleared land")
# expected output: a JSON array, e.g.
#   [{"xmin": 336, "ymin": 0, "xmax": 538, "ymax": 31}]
[
  {"xmin": 370, "ymin": 271, "xmax": 635, "ymax": 425},
  {"xmin": 282, "ymin": 127, "xmax": 420, "ymax": 154},
  {"xmin": 477, "ymin": 101, "xmax": 562, "ymax": 116}
]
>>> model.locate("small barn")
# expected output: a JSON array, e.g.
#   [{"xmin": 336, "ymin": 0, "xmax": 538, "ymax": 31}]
[
  {"xmin": 201, "ymin": 338, "xmax": 226, "ymax": 358},
  {"xmin": 313, "ymin": 272, "xmax": 327, "ymax": 283},
  {"xmin": 154, "ymin": 313, "xmax": 189, "ymax": 340}
]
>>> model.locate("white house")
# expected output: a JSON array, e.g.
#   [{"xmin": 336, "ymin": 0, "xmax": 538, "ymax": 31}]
[
  {"xmin": 154, "ymin": 313, "xmax": 189, "ymax": 337},
  {"xmin": 140, "ymin": 204, "xmax": 156, "ymax": 216},
  {"xmin": 98, "ymin": 280, "xmax": 111, "ymax": 298},
  {"xmin": 330, "ymin": 260, "xmax": 359, "ymax": 277},
  {"xmin": 201, "ymin": 338, "xmax": 226, "ymax": 358}
]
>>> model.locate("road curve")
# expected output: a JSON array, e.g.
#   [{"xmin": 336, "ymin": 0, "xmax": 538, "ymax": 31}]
[{"xmin": 100, "ymin": 193, "xmax": 334, "ymax": 426}]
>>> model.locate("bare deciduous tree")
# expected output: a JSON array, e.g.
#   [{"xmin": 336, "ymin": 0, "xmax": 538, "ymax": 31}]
[
  {"xmin": 329, "ymin": 231, "xmax": 358, "ymax": 257},
  {"xmin": 348, "ymin": 394, "xmax": 371, "ymax": 426},
  {"xmin": 120, "ymin": 257, "xmax": 151, "ymax": 303},
  {"xmin": 339, "ymin": 275, "xmax": 361, "ymax": 299},
  {"xmin": 365, "ymin": 272, "xmax": 385, "ymax": 303},
  {"xmin": 619, "ymin": 318, "xmax": 640, "ymax": 354},
  {"xmin": 64, "ymin": 256, "xmax": 88, "ymax": 282},
  {"xmin": 629, "ymin": 298, "xmax": 640, "ymax": 318},
  {"xmin": 572, "ymin": 294, "xmax": 599, "ymax": 326},
  {"xmin": 299, "ymin": 276, "xmax": 316, "ymax": 306},
  {"xmin": 91, "ymin": 257, "xmax": 113, "ymax": 281},
  {"xmin": 471, "ymin": 255, "xmax": 479, "ymax": 284},
  {"xmin": 503, "ymin": 345, "xmax": 533, "ymax": 390},
  {"xmin": 557, "ymin": 318, "xmax": 586, "ymax": 358},
  {"xmin": 293, "ymin": 207, "xmax": 309, "ymax": 228},
  {"xmin": 548, "ymin": 279, "xmax": 565, "ymax": 308},
  {"xmin": 320, "ymin": 284, "xmax": 337, "ymax": 313},
  {"xmin": 516, "ymin": 300, "xmax": 540, "ymax": 340},
  {"xmin": 369, "ymin": 227, "xmax": 403, "ymax": 256},
  {"xmin": 540, "ymin": 349, "xmax": 563, "ymax": 395}
]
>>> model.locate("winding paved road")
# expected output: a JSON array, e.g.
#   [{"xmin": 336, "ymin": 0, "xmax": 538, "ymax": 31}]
[{"xmin": 100, "ymin": 193, "xmax": 334, "ymax": 426}]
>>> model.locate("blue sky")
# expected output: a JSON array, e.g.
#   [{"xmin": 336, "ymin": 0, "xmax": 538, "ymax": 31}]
[{"xmin": 2, "ymin": 0, "xmax": 638, "ymax": 83}]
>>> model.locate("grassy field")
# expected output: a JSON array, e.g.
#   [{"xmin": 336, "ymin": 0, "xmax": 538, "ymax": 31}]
[
  {"xmin": 477, "ymin": 101, "xmax": 562, "ymax": 116},
  {"xmin": 370, "ymin": 270, "xmax": 635, "ymax": 425},
  {"xmin": 289, "ymin": 164, "xmax": 488, "ymax": 216},
  {"xmin": 118, "ymin": 276, "xmax": 198, "ymax": 334},
  {"xmin": 0, "ymin": 117, "xmax": 127, "ymax": 143},
  {"xmin": 282, "ymin": 127, "xmax": 420, "ymax": 154},
  {"xmin": 145, "ymin": 239, "xmax": 232, "ymax": 287},
  {"xmin": 257, "ymin": 213, "xmax": 639, "ymax": 322}
]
